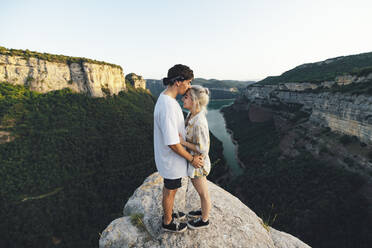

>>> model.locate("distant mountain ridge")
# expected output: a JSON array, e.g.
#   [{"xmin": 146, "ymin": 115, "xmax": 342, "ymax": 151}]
[
  {"xmin": 146, "ymin": 78, "xmax": 255, "ymax": 99},
  {"xmin": 192, "ymin": 77, "xmax": 255, "ymax": 89},
  {"xmin": 258, "ymin": 51, "xmax": 372, "ymax": 85}
]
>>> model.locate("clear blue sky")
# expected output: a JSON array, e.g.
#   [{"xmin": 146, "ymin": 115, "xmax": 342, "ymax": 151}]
[{"xmin": 1, "ymin": 0, "xmax": 372, "ymax": 81}]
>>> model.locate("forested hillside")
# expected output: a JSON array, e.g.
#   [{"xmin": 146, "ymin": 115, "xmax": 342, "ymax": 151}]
[
  {"xmin": 258, "ymin": 51, "xmax": 372, "ymax": 85},
  {"xmin": 0, "ymin": 82, "xmax": 227, "ymax": 247},
  {"xmin": 0, "ymin": 83, "xmax": 155, "ymax": 247}
]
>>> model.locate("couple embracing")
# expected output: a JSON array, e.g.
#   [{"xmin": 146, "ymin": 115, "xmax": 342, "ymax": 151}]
[{"xmin": 154, "ymin": 64, "xmax": 211, "ymax": 233}]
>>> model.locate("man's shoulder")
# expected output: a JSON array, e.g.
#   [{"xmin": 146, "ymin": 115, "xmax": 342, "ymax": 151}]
[
  {"xmin": 158, "ymin": 94, "xmax": 179, "ymax": 109},
  {"xmin": 155, "ymin": 95, "xmax": 177, "ymax": 117}
]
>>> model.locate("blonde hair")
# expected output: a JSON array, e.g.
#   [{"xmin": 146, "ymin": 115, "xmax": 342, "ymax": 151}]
[{"xmin": 189, "ymin": 85, "xmax": 210, "ymax": 113}]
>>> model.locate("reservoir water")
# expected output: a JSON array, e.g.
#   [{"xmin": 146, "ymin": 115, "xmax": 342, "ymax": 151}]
[{"xmin": 206, "ymin": 100, "xmax": 243, "ymax": 176}]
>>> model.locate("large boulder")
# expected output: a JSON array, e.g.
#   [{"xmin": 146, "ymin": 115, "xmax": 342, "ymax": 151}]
[{"xmin": 99, "ymin": 172, "xmax": 311, "ymax": 248}]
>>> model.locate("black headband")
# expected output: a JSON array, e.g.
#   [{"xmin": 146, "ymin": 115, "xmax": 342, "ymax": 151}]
[{"xmin": 169, "ymin": 75, "xmax": 185, "ymax": 83}]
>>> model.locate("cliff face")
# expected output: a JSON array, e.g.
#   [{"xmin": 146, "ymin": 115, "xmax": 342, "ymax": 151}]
[
  {"xmin": 0, "ymin": 54, "xmax": 126, "ymax": 97},
  {"xmin": 267, "ymin": 72, "xmax": 372, "ymax": 92},
  {"xmin": 125, "ymin": 72, "xmax": 146, "ymax": 89},
  {"xmin": 244, "ymin": 74, "xmax": 372, "ymax": 144},
  {"xmin": 99, "ymin": 172, "xmax": 311, "ymax": 248}
]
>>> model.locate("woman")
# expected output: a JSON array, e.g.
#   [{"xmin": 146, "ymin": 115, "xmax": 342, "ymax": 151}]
[{"xmin": 179, "ymin": 85, "xmax": 211, "ymax": 230}]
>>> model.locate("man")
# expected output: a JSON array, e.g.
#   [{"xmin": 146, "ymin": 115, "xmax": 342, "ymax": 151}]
[{"xmin": 154, "ymin": 64, "xmax": 204, "ymax": 233}]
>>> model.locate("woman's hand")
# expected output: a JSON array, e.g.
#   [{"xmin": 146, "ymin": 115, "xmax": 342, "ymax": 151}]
[
  {"xmin": 179, "ymin": 133, "xmax": 185, "ymax": 146},
  {"xmin": 191, "ymin": 154, "xmax": 204, "ymax": 168}
]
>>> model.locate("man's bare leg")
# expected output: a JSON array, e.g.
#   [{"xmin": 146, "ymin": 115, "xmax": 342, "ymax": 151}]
[{"xmin": 163, "ymin": 187, "xmax": 178, "ymax": 224}]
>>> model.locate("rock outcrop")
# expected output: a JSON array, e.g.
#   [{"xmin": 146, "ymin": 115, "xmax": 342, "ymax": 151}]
[
  {"xmin": 0, "ymin": 54, "xmax": 126, "ymax": 97},
  {"xmin": 126, "ymin": 73, "xmax": 146, "ymax": 89},
  {"xmin": 244, "ymin": 75, "xmax": 372, "ymax": 144},
  {"xmin": 99, "ymin": 173, "xmax": 310, "ymax": 248},
  {"xmin": 265, "ymin": 72, "xmax": 372, "ymax": 92}
]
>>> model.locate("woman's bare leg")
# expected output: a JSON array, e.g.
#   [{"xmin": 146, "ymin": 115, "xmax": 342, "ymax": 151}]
[{"xmin": 191, "ymin": 176, "xmax": 211, "ymax": 221}]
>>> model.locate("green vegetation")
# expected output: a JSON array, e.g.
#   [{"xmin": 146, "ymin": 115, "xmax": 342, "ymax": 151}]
[
  {"xmin": 0, "ymin": 46, "xmax": 122, "ymax": 70},
  {"xmin": 0, "ymin": 82, "xmax": 155, "ymax": 247},
  {"xmin": 351, "ymin": 66, "xmax": 372, "ymax": 77},
  {"xmin": 221, "ymin": 104, "xmax": 372, "ymax": 248},
  {"xmin": 339, "ymin": 134, "xmax": 354, "ymax": 145},
  {"xmin": 258, "ymin": 51, "xmax": 372, "ymax": 85},
  {"xmin": 25, "ymin": 76, "xmax": 34, "ymax": 84},
  {"xmin": 208, "ymin": 132, "xmax": 230, "ymax": 185},
  {"xmin": 130, "ymin": 213, "xmax": 146, "ymax": 232},
  {"xmin": 304, "ymin": 79, "xmax": 372, "ymax": 95},
  {"xmin": 260, "ymin": 203, "xmax": 278, "ymax": 232},
  {"xmin": 0, "ymin": 81, "xmax": 228, "ymax": 247},
  {"xmin": 221, "ymin": 105, "xmax": 279, "ymax": 166}
]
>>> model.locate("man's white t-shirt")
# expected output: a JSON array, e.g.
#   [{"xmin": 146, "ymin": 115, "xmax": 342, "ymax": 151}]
[{"xmin": 154, "ymin": 91, "xmax": 188, "ymax": 179}]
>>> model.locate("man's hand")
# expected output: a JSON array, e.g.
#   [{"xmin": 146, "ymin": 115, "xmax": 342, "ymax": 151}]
[{"xmin": 191, "ymin": 154, "xmax": 204, "ymax": 168}]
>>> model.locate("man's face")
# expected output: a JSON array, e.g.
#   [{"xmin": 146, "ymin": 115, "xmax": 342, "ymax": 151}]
[{"xmin": 177, "ymin": 79, "xmax": 192, "ymax": 95}]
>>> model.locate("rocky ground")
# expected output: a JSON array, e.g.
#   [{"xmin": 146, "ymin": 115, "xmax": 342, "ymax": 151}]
[{"xmin": 99, "ymin": 173, "xmax": 311, "ymax": 248}]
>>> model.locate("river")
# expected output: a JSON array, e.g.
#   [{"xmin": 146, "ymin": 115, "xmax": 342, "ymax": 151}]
[
  {"xmin": 179, "ymin": 98, "xmax": 243, "ymax": 176},
  {"xmin": 206, "ymin": 100, "xmax": 243, "ymax": 176}
]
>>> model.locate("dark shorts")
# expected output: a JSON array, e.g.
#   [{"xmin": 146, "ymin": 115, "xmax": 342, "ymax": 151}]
[{"xmin": 164, "ymin": 178, "xmax": 182, "ymax": 190}]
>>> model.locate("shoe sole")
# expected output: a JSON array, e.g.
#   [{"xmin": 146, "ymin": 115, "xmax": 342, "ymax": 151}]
[
  {"xmin": 187, "ymin": 214, "xmax": 202, "ymax": 218},
  {"xmin": 175, "ymin": 215, "xmax": 186, "ymax": 221},
  {"xmin": 187, "ymin": 222, "xmax": 210, "ymax": 230},
  {"xmin": 162, "ymin": 227, "xmax": 188, "ymax": 233}
]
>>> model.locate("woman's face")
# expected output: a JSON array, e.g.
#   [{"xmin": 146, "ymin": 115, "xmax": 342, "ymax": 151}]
[{"xmin": 182, "ymin": 90, "xmax": 193, "ymax": 110}]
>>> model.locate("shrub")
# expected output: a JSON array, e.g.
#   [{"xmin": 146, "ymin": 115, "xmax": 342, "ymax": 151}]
[
  {"xmin": 339, "ymin": 135, "xmax": 353, "ymax": 145},
  {"xmin": 367, "ymin": 150, "xmax": 372, "ymax": 160},
  {"xmin": 343, "ymin": 157, "xmax": 355, "ymax": 167},
  {"xmin": 319, "ymin": 145, "xmax": 329, "ymax": 154}
]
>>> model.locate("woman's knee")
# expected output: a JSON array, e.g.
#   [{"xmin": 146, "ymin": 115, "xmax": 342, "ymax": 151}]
[{"xmin": 199, "ymin": 190, "xmax": 210, "ymax": 200}]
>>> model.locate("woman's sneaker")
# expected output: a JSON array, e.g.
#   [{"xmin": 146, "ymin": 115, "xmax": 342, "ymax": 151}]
[
  {"xmin": 162, "ymin": 217, "xmax": 188, "ymax": 233},
  {"xmin": 187, "ymin": 217, "xmax": 210, "ymax": 230},
  {"xmin": 172, "ymin": 211, "xmax": 186, "ymax": 220},
  {"xmin": 187, "ymin": 209, "xmax": 202, "ymax": 218}
]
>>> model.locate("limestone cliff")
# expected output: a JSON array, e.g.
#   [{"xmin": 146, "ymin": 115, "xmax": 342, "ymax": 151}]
[
  {"xmin": 99, "ymin": 173, "xmax": 311, "ymax": 248},
  {"xmin": 0, "ymin": 53, "xmax": 126, "ymax": 97},
  {"xmin": 273, "ymin": 72, "xmax": 372, "ymax": 92},
  {"xmin": 244, "ymin": 73, "xmax": 372, "ymax": 144},
  {"xmin": 126, "ymin": 73, "xmax": 146, "ymax": 89}
]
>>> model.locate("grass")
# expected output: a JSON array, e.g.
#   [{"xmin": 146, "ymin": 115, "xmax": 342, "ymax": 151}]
[
  {"xmin": 130, "ymin": 213, "xmax": 146, "ymax": 232},
  {"xmin": 260, "ymin": 203, "xmax": 278, "ymax": 232},
  {"xmin": 130, "ymin": 213, "xmax": 153, "ymax": 242}
]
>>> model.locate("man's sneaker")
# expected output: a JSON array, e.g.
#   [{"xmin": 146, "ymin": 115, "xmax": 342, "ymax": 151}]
[
  {"xmin": 187, "ymin": 209, "xmax": 202, "ymax": 218},
  {"xmin": 172, "ymin": 211, "xmax": 186, "ymax": 220},
  {"xmin": 162, "ymin": 217, "xmax": 188, "ymax": 233},
  {"xmin": 187, "ymin": 217, "xmax": 210, "ymax": 230}
]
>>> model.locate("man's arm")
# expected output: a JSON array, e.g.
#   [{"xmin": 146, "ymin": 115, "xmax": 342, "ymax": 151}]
[{"xmin": 168, "ymin": 143, "xmax": 204, "ymax": 168}]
